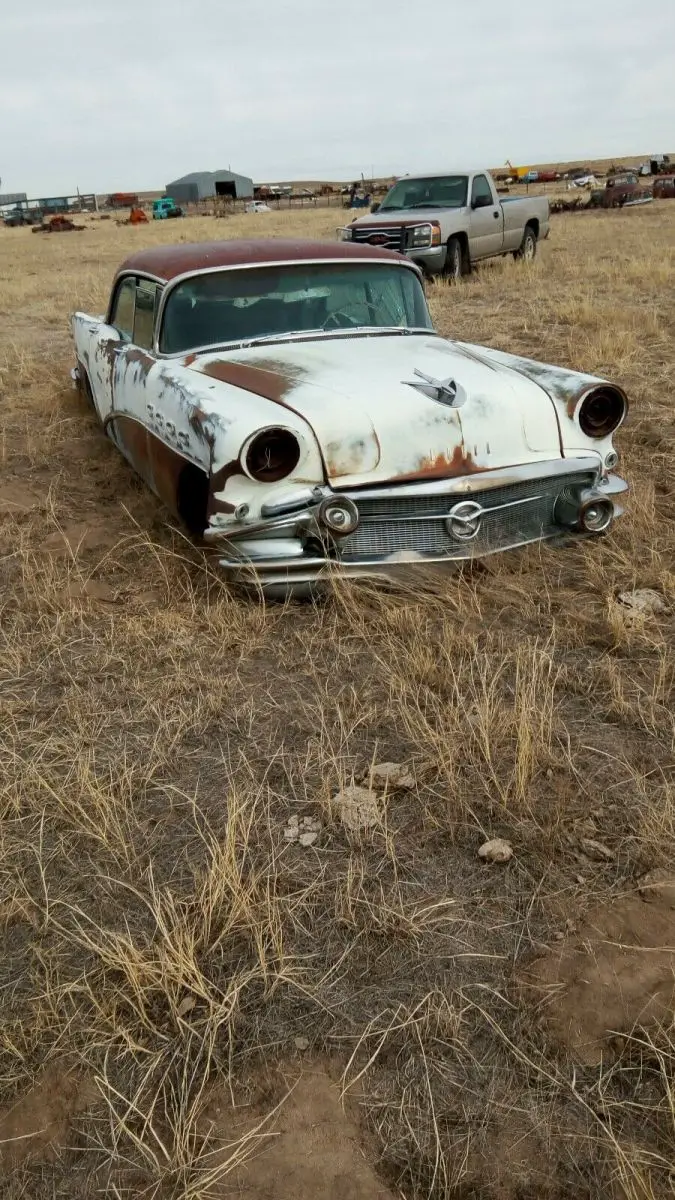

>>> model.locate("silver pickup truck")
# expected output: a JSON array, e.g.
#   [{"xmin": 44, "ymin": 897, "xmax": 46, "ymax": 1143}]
[{"xmin": 338, "ymin": 170, "xmax": 550, "ymax": 278}]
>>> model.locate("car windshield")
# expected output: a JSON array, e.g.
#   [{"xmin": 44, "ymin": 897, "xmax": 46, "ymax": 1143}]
[
  {"xmin": 159, "ymin": 263, "xmax": 433, "ymax": 354},
  {"xmin": 379, "ymin": 175, "xmax": 468, "ymax": 212}
]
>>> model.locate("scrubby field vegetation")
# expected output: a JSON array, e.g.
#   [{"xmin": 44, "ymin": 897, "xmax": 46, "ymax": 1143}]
[{"xmin": 1, "ymin": 203, "xmax": 674, "ymax": 1199}]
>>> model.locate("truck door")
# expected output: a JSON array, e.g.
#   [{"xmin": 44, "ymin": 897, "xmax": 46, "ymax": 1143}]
[{"xmin": 468, "ymin": 174, "xmax": 504, "ymax": 258}]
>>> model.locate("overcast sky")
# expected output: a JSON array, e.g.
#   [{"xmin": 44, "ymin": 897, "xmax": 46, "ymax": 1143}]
[{"xmin": 1, "ymin": 0, "xmax": 674, "ymax": 196}]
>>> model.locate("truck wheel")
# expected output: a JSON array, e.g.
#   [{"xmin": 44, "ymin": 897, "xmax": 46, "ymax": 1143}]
[
  {"xmin": 515, "ymin": 226, "xmax": 537, "ymax": 262},
  {"xmin": 444, "ymin": 236, "xmax": 465, "ymax": 280}
]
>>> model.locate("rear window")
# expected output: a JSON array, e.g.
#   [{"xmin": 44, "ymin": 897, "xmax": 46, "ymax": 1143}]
[{"xmin": 159, "ymin": 263, "xmax": 432, "ymax": 354}]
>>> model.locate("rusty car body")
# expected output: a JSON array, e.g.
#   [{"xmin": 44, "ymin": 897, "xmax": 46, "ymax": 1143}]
[
  {"xmin": 653, "ymin": 176, "xmax": 675, "ymax": 199},
  {"xmin": 70, "ymin": 239, "xmax": 628, "ymax": 597},
  {"xmin": 590, "ymin": 173, "xmax": 653, "ymax": 208}
]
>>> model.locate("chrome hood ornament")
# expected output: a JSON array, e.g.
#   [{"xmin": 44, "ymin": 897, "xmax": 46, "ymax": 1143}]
[{"xmin": 403, "ymin": 368, "xmax": 468, "ymax": 408}]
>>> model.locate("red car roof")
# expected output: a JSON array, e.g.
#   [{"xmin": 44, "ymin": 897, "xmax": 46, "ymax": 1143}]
[{"xmin": 117, "ymin": 238, "xmax": 413, "ymax": 283}]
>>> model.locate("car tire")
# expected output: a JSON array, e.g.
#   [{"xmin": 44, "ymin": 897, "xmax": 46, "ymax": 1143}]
[
  {"xmin": 444, "ymin": 236, "xmax": 466, "ymax": 281},
  {"xmin": 515, "ymin": 225, "xmax": 537, "ymax": 262}
]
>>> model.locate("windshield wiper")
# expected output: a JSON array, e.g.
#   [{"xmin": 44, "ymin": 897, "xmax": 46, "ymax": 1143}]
[
  {"xmin": 238, "ymin": 328, "xmax": 325, "ymax": 349},
  {"xmin": 228, "ymin": 326, "xmax": 431, "ymax": 351}
]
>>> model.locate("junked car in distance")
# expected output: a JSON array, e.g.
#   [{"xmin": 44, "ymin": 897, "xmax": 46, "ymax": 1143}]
[
  {"xmin": 70, "ymin": 239, "xmax": 628, "ymax": 597},
  {"xmin": 338, "ymin": 170, "xmax": 549, "ymax": 278}
]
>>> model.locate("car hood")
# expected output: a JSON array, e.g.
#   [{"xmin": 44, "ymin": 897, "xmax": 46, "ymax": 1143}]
[
  {"xmin": 183, "ymin": 334, "xmax": 563, "ymax": 488},
  {"xmin": 351, "ymin": 208, "xmax": 465, "ymax": 226}
]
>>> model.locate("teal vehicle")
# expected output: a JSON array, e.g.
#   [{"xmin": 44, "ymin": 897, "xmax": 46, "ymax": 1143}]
[{"xmin": 152, "ymin": 197, "xmax": 184, "ymax": 220}]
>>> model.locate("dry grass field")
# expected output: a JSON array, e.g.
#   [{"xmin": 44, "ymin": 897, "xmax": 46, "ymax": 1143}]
[{"xmin": 1, "ymin": 203, "xmax": 674, "ymax": 1199}]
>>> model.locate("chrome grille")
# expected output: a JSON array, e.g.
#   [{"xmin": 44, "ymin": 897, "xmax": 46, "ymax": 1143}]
[
  {"xmin": 339, "ymin": 472, "xmax": 596, "ymax": 561},
  {"xmin": 350, "ymin": 225, "xmax": 406, "ymax": 251}
]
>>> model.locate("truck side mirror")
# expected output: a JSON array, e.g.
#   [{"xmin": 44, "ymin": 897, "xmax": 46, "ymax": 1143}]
[
  {"xmin": 471, "ymin": 194, "xmax": 492, "ymax": 210},
  {"xmin": 370, "ymin": 202, "xmax": 380, "ymax": 213}
]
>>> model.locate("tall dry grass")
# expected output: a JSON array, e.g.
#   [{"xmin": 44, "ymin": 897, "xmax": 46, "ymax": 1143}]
[{"xmin": 1, "ymin": 203, "xmax": 674, "ymax": 1198}]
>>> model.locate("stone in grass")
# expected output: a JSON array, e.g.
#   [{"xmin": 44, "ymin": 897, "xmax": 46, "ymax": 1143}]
[
  {"xmin": 334, "ymin": 786, "xmax": 381, "ymax": 832},
  {"xmin": 618, "ymin": 589, "xmax": 667, "ymax": 616},
  {"xmin": 284, "ymin": 815, "xmax": 321, "ymax": 845},
  {"xmin": 368, "ymin": 762, "xmax": 415, "ymax": 790},
  {"xmin": 478, "ymin": 838, "xmax": 513, "ymax": 864},
  {"xmin": 580, "ymin": 838, "xmax": 614, "ymax": 862}
]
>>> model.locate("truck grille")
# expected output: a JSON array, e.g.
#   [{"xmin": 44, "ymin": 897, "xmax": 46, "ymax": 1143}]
[
  {"xmin": 350, "ymin": 225, "xmax": 406, "ymax": 252},
  {"xmin": 338, "ymin": 472, "xmax": 596, "ymax": 562}
]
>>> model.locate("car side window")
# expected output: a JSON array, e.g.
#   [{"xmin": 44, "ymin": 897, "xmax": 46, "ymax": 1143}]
[
  {"xmin": 471, "ymin": 175, "xmax": 494, "ymax": 208},
  {"xmin": 134, "ymin": 280, "xmax": 160, "ymax": 350},
  {"xmin": 111, "ymin": 277, "xmax": 136, "ymax": 341}
]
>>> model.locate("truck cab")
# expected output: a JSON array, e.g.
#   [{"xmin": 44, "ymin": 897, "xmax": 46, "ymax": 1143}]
[{"xmin": 152, "ymin": 197, "xmax": 184, "ymax": 220}]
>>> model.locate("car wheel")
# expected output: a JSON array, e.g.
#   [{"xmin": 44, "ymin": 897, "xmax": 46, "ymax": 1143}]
[
  {"xmin": 444, "ymin": 236, "xmax": 465, "ymax": 280},
  {"xmin": 515, "ymin": 226, "xmax": 537, "ymax": 262}
]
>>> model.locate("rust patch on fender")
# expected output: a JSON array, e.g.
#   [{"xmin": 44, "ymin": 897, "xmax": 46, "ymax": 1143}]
[
  {"xmin": 125, "ymin": 347, "xmax": 155, "ymax": 375},
  {"xmin": 148, "ymin": 433, "xmax": 186, "ymax": 516},
  {"xmin": 209, "ymin": 458, "xmax": 244, "ymax": 495},
  {"xmin": 198, "ymin": 360, "xmax": 296, "ymax": 405},
  {"xmin": 188, "ymin": 406, "xmax": 215, "ymax": 446},
  {"xmin": 394, "ymin": 445, "xmax": 482, "ymax": 482},
  {"xmin": 108, "ymin": 414, "xmax": 153, "ymax": 486}
]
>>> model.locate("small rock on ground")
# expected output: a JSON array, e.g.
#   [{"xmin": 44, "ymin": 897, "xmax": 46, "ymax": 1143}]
[
  {"xmin": 478, "ymin": 838, "xmax": 513, "ymax": 863},
  {"xmin": 618, "ymin": 588, "xmax": 667, "ymax": 616},
  {"xmin": 334, "ymin": 786, "xmax": 381, "ymax": 832},
  {"xmin": 284, "ymin": 815, "xmax": 321, "ymax": 844},
  {"xmin": 580, "ymin": 837, "xmax": 614, "ymax": 862},
  {"xmin": 367, "ymin": 762, "xmax": 415, "ymax": 790}
]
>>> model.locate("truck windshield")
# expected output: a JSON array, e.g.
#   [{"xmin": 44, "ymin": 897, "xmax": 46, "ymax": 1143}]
[
  {"xmin": 379, "ymin": 176, "xmax": 469, "ymax": 211},
  {"xmin": 160, "ymin": 263, "xmax": 433, "ymax": 354}
]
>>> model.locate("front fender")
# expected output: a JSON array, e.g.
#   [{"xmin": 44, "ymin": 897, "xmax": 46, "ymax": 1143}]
[{"xmin": 458, "ymin": 344, "xmax": 628, "ymax": 461}]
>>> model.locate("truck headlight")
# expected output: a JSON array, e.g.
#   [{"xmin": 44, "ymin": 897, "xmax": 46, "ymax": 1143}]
[
  {"xmin": 408, "ymin": 223, "xmax": 441, "ymax": 249},
  {"xmin": 337, "ymin": 226, "xmax": 354, "ymax": 242}
]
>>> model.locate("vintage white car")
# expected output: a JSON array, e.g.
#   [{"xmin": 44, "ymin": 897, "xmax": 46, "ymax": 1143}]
[{"xmin": 71, "ymin": 239, "xmax": 628, "ymax": 597}]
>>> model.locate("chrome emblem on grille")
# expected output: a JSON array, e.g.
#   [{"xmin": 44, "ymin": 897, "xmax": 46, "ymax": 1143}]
[
  {"xmin": 445, "ymin": 500, "xmax": 483, "ymax": 540},
  {"xmin": 368, "ymin": 233, "xmax": 389, "ymax": 245}
]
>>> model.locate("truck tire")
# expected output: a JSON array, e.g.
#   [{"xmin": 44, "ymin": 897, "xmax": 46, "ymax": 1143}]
[
  {"xmin": 444, "ymin": 236, "xmax": 466, "ymax": 280},
  {"xmin": 514, "ymin": 225, "xmax": 537, "ymax": 262}
]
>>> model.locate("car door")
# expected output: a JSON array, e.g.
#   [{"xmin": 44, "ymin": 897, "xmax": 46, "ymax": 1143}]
[
  {"xmin": 111, "ymin": 277, "xmax": 204, "ymax": 516},
  {"xmin": 468, "ymin": 174, "xmax": 504, "ymax": 259},
  {"xmin": 73, "ymin": 277, "xmax": 135, "ymax": 426},
  {"xmin": 109, "ymin": 276, "xmax": 161, "ymax": 490}
]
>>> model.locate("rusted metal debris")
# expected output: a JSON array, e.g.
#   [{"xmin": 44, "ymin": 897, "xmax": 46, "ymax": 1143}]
[
  {"xmin": 550, "ymin": 195, "xmax": 591, "ymax": 214},
  {"xmin": 115, "ymin": 207, "xmax": 149, "ymax": 226},
  {"xmin": 32, "ymin": 215, "xmax": 86, "ymax": 233}
]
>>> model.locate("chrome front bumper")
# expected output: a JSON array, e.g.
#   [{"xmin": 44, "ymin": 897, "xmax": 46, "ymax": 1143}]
[{"xmin": 204, "ymin": 459, "xmax": 628, "ymax": 593}]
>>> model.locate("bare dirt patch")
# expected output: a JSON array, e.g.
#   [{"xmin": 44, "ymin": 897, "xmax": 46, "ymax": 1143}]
[
  {"xmin": 202, "ymin": 1065, "xmax": 395, "ymax": 1200},
  {"xmin": 0, "ymin": 1067, "xmax": 95, "ymax": 1169},
  {"xmin": 521, "ymin": 891, "xmax": 675, "ymax": 1064}
]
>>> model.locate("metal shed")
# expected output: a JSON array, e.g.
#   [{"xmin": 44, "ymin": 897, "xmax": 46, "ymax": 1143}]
[{"xmin": 165, "ymin": 170, "xmax": 254, "ymax": 204}]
